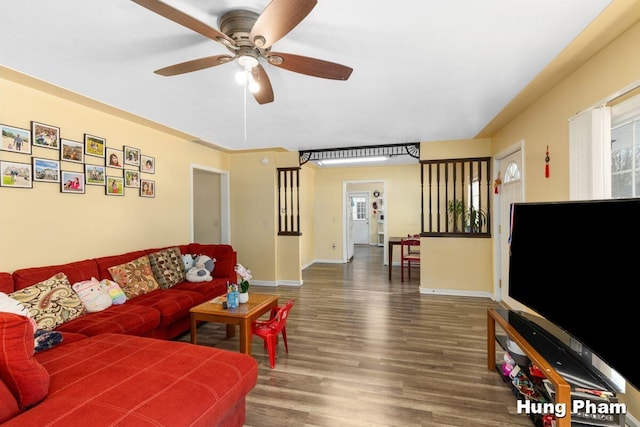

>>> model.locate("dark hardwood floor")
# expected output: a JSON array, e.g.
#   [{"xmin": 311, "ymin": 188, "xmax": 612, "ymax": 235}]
[{"xmin": 179, "ymin": 245, "xmax": 531, "ymax": 426}]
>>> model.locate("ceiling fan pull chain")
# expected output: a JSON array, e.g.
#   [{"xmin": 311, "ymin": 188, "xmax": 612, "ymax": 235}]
[{"xmin": 243, "ymin": 80, "xmax": 247, "ymax": 142}]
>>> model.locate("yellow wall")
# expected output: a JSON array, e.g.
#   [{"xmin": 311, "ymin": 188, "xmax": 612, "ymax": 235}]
[
  {"xmin": 307, "ymin": 163, "xmax": 421, "ymax": 262},
  {"xmin": 0, "ymin": 70, "xmax": 229, "ymax": 272},
  {"xmin": 490, "ymin": 17, "xmax": 640, "ymax": 419}
]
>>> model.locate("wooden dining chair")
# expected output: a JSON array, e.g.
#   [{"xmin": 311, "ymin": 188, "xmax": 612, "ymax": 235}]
[{"xmin": 400, "ymin": 237, "xmax": 421, "ymax": 282}]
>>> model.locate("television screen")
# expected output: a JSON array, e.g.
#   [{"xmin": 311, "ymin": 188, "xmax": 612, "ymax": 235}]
[{"xmin": 508, "ymin": 198, "xmax": 639, "ymax": 391}]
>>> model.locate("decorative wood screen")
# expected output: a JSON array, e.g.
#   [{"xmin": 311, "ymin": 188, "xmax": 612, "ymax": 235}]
[
  {"xmin": 278, "ymin": 167, "xmax": 301, "ymax": 236},
  {"xmin": 420, "ymin": 157, "xmax": 491, "ymax": 237}
]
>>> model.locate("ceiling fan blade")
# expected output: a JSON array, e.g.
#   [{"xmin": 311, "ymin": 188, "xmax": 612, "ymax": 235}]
[
  {"xmin": 249, "ymin": 0, "xmax": 317, "ymax": 49},
  {"xmin": 252, "ymin": 64, "xmax": 274, "ymax": 104},
  {"xmin": 132, "ymin": 0, "xmax": 235, "ymax": 46},
  {"xmin": 154, "ymin": 55, "xmax": 234, "ymax": 76},
  {"xmin": 267, "ymin": 52, "xmax": 353, "ymax": 80}
]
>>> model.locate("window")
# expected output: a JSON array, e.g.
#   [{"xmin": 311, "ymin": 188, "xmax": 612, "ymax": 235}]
[
  {"xmin": 611, "ymin": 96, "xmax": 640, "ymax": 198},
  {"xmin": 352, "ymin": 197, "xmax": 367, "ymax": 220},
  {"xmin": 421, "ymin": 157, "xmax": 492, "ymax": 237}
]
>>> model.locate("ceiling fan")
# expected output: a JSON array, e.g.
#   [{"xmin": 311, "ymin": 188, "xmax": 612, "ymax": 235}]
[{"xmin": 131, "ymin": 0, "xmax": 354, "ymax": 105}]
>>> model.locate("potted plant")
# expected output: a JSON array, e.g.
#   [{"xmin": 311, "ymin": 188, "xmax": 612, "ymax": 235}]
[
  {"xmin": 447, "ymin": 199, "xmax": 487, "ymax": 233},
  {"xmin": 235, "ymin": 263, "xmax": 252, "ymax": 303}
]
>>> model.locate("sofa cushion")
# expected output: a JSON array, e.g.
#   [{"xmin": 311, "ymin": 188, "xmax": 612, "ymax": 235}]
[
  {"xmin": 172, "ymin": 278, "xmax": 228, "ymax": 300},
  {"xmin": 11, "ymin": 259, "xmax": 99, "ymax": 291},
  {"xmin": 54, "ymin": 304, "xmax": 161, "ymax": 337},
  {"xmin": 108, "ymin": 255, "xmax": 160, "ymax": 299},
  {"xmin": 7, "ymin": 333, "xmax": 258, "ymax": 427},
  {"xmin": 9, "ymin": 273, "xmax": 85, "ymax": 331},
  {"xmin": 0, "ymin": 273, "xmax": 13, "ymax": 294},
  {"xmin": 147, "ymin": 247, "xmax": 186, "ymax": 289},
  {"xmin": 126, "ymin": 289, "xmax": 205, "ymax": 328},
  {"xmin": 0, "ymin": 380, "xmax": 20, "ymax": 424},
  {"xmin": 0, "ymin": 313, "xmax": 50, "ymax": 410}
]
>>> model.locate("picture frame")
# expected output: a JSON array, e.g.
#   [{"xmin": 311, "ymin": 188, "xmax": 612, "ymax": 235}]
[
  {"xmin": 140, "ymin": 179, "xmax": 155, "ymax": 198},
  {"xmin": 85, "ymin": 164, "xmax": 106, "ymax": 186},
  {"xmin": 60, "ymin": 171, "xmax": 85, "ymax": 194},
  {"xmin": 140, "ymin": 155, "xmax": 155, "ymax": 174},
  {"xmin": 60, "ymin": 138, "xmax": 84, "ymax": 163},
  {"xmin": 32, "ymin": 121, "xmax": 60, "ymax": 150},
  {"xmin": 84, "ymin": 134, "xmax": 106, "ymax": 158},
  {"xmin": 124, "ymin": 145, "xmax": 140, "ymax": 166},
  {"xmin": 124, "ymin": 169, "xmax": 140, "ymax": 187},
  {"xmin": 106, "ymin": 147, "xmax": 124, "ymax": 169},
  {"xmin": 32, "ymin": 157, "xmax": 60, "ymax": 183},
  {"xmin": 106, "ymin": 176, "xmax": 124, "ymax": 196},
  {"xmin": 0, "ymin": 161, "xmax": 32, "ymax": 188},
  {"xmin": 0, "ymin": 124, "xmax": 31, "ymax": 154}
]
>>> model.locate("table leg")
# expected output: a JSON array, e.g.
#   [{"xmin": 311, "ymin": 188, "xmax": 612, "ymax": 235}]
[
  {"xmin": 239, "ymin": 318, "xmax": 252, "ymax": 355},
  {"xmin": 190, "ymin": 315, "xmax": 197, "ymax": 344},
  {"xmin": 388, "ymin": 240, "xmax": 393, "ymax": 280}
]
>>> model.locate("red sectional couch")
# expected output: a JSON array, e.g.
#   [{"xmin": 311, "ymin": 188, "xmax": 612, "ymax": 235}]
[{"xmin": 0, "ymin": 243, "xmax": 258, "ymax": 426}]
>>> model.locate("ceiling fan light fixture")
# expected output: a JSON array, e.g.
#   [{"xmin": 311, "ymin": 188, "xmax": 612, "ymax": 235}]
[{"xmin": 237, "ymin": 55, "xmax": 258, "ymax": 69}]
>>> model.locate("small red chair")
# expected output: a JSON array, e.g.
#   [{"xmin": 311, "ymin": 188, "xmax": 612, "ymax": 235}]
[{"xmin": 251, "ymin": 299, "xmax": 295, "ymax": 368}]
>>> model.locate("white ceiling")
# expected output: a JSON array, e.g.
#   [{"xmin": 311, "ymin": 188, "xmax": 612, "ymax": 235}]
[{"xmin": 0, "ymin": 0, "xmax": 613, "ymax": 157}]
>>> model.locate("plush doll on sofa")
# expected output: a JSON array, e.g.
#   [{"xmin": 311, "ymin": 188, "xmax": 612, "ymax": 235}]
[
  {"xmin": 182, "ymin": 254, "xmax": 195, "ymax": 274},
  {"xmin": 186, "ymin": 255, "xmax": 216, "ymax": 282},
  {"xmin": 72, "ymin": 277, "xmax": 112, "ymax": 313}
]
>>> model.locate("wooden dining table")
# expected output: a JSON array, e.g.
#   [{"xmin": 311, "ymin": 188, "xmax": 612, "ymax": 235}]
[{"xmin": 387, "ymin": 236, "xmax": 403, "ymax": 280}]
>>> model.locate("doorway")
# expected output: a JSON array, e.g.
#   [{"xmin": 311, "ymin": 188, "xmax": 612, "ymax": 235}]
[
  {"xmin": 191, "ymin": 164, "xmax": 230, "ymax": 244},
  {"xmin": 493, "ymin": 141, "xmax": 524, "ymax": 303},
  {"xmin": 343, "ymin": 181, "xmax": 386, "ymax": 264}
]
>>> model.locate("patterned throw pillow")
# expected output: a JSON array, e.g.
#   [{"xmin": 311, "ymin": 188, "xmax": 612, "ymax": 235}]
[
  {"xmin": 9, "ymin": 273, "xmax": 86, "ymax": 331},
  {"xmin": 108, "ymin": 255, "xmax": 160, "ymax": 299},
  {"xmin": 147, "ymin": 247, "xmax": 186, "ymax": 289}
]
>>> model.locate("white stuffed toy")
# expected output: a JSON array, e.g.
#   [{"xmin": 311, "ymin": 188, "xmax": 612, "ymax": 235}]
[
  {"xmin": 72, "ymin": 277, "xmax": 112, "ymax": 313},
  {"xmin": 186, "ymin": 255, "xmax": 216, "ymax": 282},
  {"xmin": 182, "ymin": 254, "xmax": 196, "ymax": 274}
]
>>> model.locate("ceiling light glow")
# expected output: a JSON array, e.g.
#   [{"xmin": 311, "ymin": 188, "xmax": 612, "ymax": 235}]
[{"xmin": 317, "ymin": 156, "xmax": 388, "ymax": 166}]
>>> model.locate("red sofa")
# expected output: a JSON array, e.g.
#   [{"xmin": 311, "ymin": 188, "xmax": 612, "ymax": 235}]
[
  {"xmin": 0, "ymin": 243, "xmax": 258, "ymax": 426},
  {"xmin": 2, "ymin": 243, "xmax": 237, "ymax": 340}
]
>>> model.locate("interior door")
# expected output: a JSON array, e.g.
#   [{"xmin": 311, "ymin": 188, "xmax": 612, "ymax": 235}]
[
  {"xmin": 347, "ymin": 195, "xmax": 355, "ymax": 260},
  {"xmin": 350, "ymin": 192, "xmax": 370, "ymax": 244},
  {"xmin": 498, "ymin": 150, "xmax": 523, "ymax": 302}
]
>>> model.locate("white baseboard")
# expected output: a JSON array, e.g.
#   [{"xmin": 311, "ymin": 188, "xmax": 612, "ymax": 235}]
[
  {"xmin": 626, "ymin": 412, "xmax": 639, "ymax": 427},
  {"xmin": 250, "ymin": 280, "xmax": 303, "ymax": 287},
  {"xmin": 419, "ymin": 287, "xmax": 493, "ymax": 299}
]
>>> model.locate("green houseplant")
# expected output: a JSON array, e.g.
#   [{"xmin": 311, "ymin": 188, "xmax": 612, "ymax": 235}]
[{"xmin": 447, "ymin": 199, "xmax": 487, "ymax": 233}]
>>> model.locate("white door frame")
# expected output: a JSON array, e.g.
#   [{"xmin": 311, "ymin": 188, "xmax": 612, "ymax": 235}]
[
  {"xmin": 492, "ymin": 140, "xmax": 525, "ymax": 302},
  {"xmin": 342, "ymin": 180, "xmax": 386, "ymax": 263},
  {"xmin": 190, "ymin": 163, "xmax": 231, "ymax": 244}
]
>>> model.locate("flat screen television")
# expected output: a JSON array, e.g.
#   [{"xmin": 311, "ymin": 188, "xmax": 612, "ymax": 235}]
[{"xmin": 508, "ymin": 198, "xmax": 638, "ymax": 392}]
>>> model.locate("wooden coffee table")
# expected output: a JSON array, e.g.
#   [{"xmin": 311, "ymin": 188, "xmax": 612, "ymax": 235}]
[{"xmin": 190, "ymin": 293, "xmax": 278, "ymax": 355}]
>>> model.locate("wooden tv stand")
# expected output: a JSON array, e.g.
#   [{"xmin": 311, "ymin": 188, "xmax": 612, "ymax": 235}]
[{"xmin": 487, "ymin": 308, "xmax": 572, "ymax": 427}]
